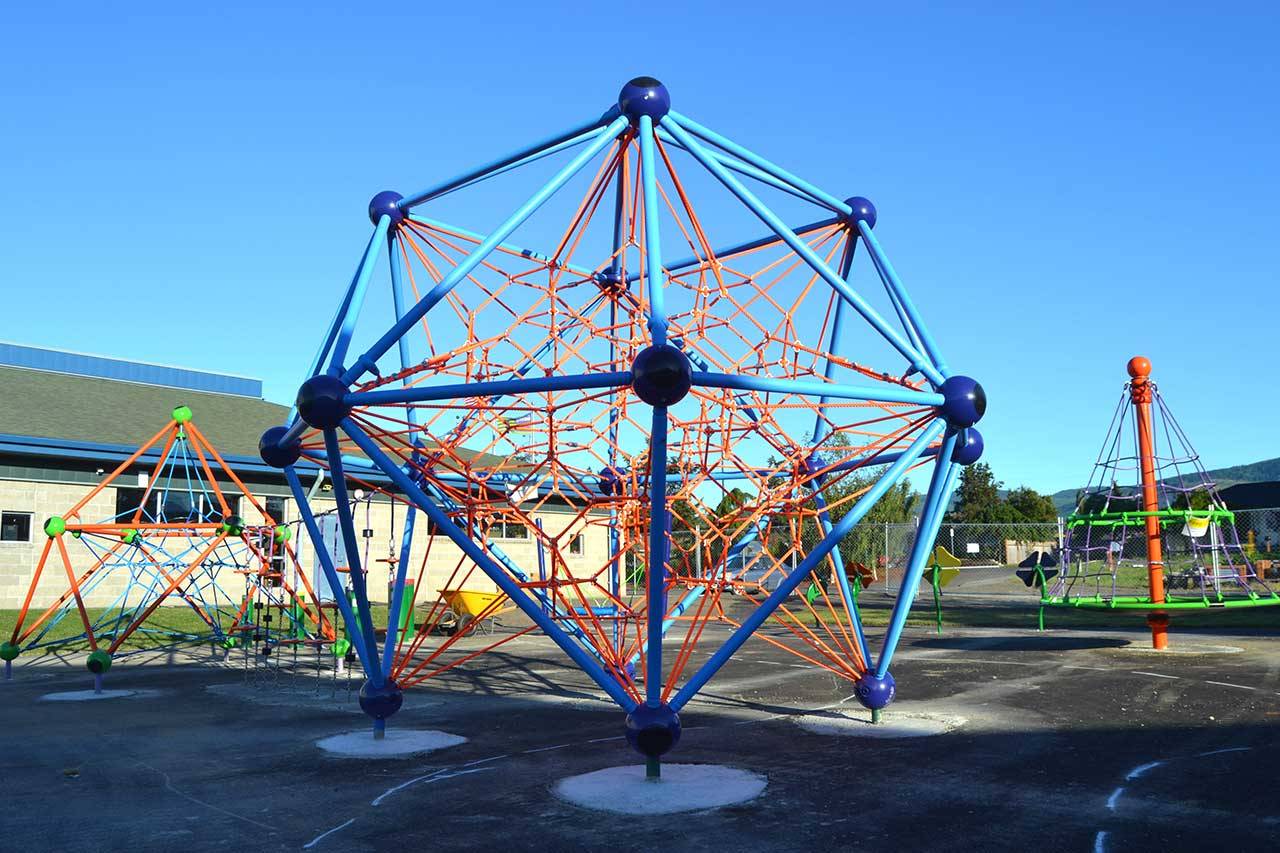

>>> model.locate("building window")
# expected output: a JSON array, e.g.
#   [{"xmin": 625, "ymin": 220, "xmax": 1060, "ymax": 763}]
[
  {"xmin": 492, "ymin": 521, "xmax": 528, "ymax": 540},
  {"xmin": 1, "ymin": 512, "xmax": 32, "ymax": 542},
  {"xmin": 569, "ymin": 534, "xmax": 584, "ymax": 556},
  {"xmin": 265, "ymin": 496, "xmax": 287, "ymax": 525},
  {"xmin": 115, "ymin": 487, "xmax": 239, "ymax": 523}
]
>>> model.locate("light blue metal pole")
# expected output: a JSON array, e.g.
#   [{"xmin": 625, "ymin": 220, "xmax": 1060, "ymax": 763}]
[
  {"xmin": 666, "ymin": 111, "xmax": 853, "ymax": 216},
  {"xmin": 874, "ymin": 433, "xmax": 959, "ymax": 677},
  {"xmin": 340, "ymin": 416, "xmax": 637, "ymax": 710},
  {"xmin": 347, "ymin": 371, "xmax": 632, "ymax": 407},
  {"xmin": 405, "ymin": 214, "xmax": 599, "ymax": 280},
  {"xmin": 661, "ymin": 116, "xmax": 943, "ymax": 387},
  {"xmin": 655, "ymin": 126, "xmax": 836, "ymax": 209},
  {"xmin": 398, "ymin": 115, "xmax": 616, "ymax": 209},
  {"xmin": 343, "ymin": 116, "xmax": 631, "ymax": 385},
  {"xmin": 670, "ymin": 418, "xmax": 946, "ymax": 711},
  {"xmin": 637, "ymin": 115, "xmax": 667, "ymax": 344},
  {"xmin": 856, "ymin": 220, "xmax": 950, "ymax": 377},
  {"xmin": 624, "ymin": 217, "xmax": 841, "ymax": 285},
  {"xmin": 644, "ymin": 405, "xmax": 669, "ymax": 706},
  {"xmin": 322, "ymin": 429, "xmax": 383, "ymax": 673},
  {"xmin": 329, "ymin": 214, "xmax": 392, "ymax": 374},
  {"xmin": 283, "ymin": 465, "xmax": 379, "ymax": 679},
  {"xmin": 691, "ymin": 371, "xmax": 944, "ymax": 407}
]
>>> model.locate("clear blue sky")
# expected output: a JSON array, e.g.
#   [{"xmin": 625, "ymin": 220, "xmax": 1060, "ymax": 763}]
[{"xmin": 2, "ymin": 1, "xmax": 1277, "ymax": 494}]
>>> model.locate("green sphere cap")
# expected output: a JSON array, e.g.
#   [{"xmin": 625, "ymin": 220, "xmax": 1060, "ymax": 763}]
[
  {"xmin": 86, "ymin": 649, "xmax": 112, "ymax": 673},
  {"xmin": 121, "ymin": 529, "xmax": 139, "ymax": 544},
  {"xmin": 333, "ymin": 638, "xmax": 352, "ymax": 658},
  {"xmin": 44, "ymin": 516, "xmax": 66, "ymax": 537},
  {"xmin": 0, "ymin": 641, "xmax": 20, "ymax": 662},
  {"xmin": 172, "ymin": 404, "xmax": 193, "ymax": 424},
  {"xmin": 273, "ymin": 526, "xmax": 292, "ymax": 544}
]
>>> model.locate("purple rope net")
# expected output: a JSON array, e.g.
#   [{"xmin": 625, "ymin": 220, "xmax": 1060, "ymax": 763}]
[{"xmin": 1050, "ymin": 380, "xmax": 1276, "ymax": 604}]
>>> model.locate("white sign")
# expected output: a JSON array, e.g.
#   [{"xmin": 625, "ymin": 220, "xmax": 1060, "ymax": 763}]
[{"xmin": 966, "ymin": 542, "xmax": 980, "ymax": 554}]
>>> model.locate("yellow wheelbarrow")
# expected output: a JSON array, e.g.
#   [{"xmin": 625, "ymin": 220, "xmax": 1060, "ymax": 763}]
[{"xmin": 436, "ymin": 588, "xmax": 515, "ymax": 636}]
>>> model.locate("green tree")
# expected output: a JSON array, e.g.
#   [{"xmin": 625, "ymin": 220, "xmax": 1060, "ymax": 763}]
[
  {"xmin": 946, "ymin": 462, "xmax": 1016, "ymax": 523},
  {"xmin": 1005, "ymin": 486, "xmax": 1058, "ymax": 523}
]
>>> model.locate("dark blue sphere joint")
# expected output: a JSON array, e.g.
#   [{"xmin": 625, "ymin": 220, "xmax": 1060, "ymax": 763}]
[
  {"xmin": 296, "ymin": 374, "xmax": 353, "ymax": 430},
  {"xmin": 368, "ymin": 190, "xmax": 406, "ymax": 228},
  {"xmin": 258, "ymin": 425, "xmax": 302, "ymax": 468},
  {"xmin": 951, "ymin": 427, "xmax": 984, "ymax": 466},
  {"xmin": 618, "ymin": 76, "xmax": 671, "ymax": 125},
  {"xmin": 939, "ymin": 375, "xmax": 986, "ymax": 428},
  {"xmin": 358, "ymin": 679, "xmax": 404, "ymax": 721},
  {"xmin": 843, "ymin": 196, "xmax": 877, "ymax": 229},
  {"xmin": 854, "ymin": 671, "xmax": 896, "ymax": 711},
  {"xmin": 625, "ymin": 702, "xmax": 682, "ymax": 759},
  {"xmin": 597, "ymin": 467, "xmax": 623, "ymax": 496},
  {"xmin": 631, "ymin": 344, "xmax": 692, "ymax": 407}
]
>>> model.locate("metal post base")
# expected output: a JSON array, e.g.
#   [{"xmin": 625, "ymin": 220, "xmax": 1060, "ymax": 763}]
[
  {"xmin": 373, "ymin": 718, "xmax": 386, "ymax": 740},
  {"xmin": 646, "ymin": 756, "xmax": 661, "ymax": 781},
  {"xmin": 93, "ymin": 673, "xmax": 103, "ymax": 695},
  {"xmin": 871, "ymin": 708, "xmax": 882, "ymax": 725}
]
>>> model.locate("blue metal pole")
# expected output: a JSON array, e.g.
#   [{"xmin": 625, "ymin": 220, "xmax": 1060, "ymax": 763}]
[
  {"xmin": 875, "ymin": 442, "xmax": 960, "ymax": 677},
  {"xmin": 343, "ymin": 116, "xmax": 631, "ymax": 385},
  {"xmin": 661, "ymin": 116, "xmax": 943, "ymax": 387},
  {"xmin": 637, "ymin": 115, "xmax": 667, "ymax": 344},
  {"xmin": 397, "ymin": 114, "xmax": 616, "ymax": 210},
  {"xmin": 856, "ymin": 220, "xmax": 950, "ymax": 377},
  {"xmin": 809, "ymin": 236, "xmax": 869, "ymax": 662},
  {"xmin": 692, "ymin": 371, "xmax": 944, "ymax": 407},
  {"xmin": 381, "ymin": 236, "xmax": 419, "ymax": 680},
  {"xmin": 329, "ymin": 214, "xmax": 392, "ymax": 374},
  {"xmin": 339, "ymin": 416, "xmax": 637, "ymax": 710},
  {"xmin": 322, "ymin": 429, "xmax": 383, "ymax": 674},
  {"xmin": 346, "ymin": 371, "xmax": 632, "ymax": 407},
  {"xmin": 283, "ymin": 465, "xmax": 378, "ymax": 677},
  {"xmin": 645, "ymin": 405, "xmax": 669, "ymax": 706},
  {"xmin": 535, "ymin": 518, "xmax": 548, "ymax": 616},
  {"xmin": 666, "ymin": 110, "xmax": 853, "ymax": 216},
  {"xmin": 669, "ymin": 418, "xmax": 946, "ymax": 711}
]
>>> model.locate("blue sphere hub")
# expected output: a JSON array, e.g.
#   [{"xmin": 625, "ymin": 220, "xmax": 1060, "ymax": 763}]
[
  {"xmin": 854, "ymin": 671, "xmax": 896, "ymax": 711},
  {"xmin": 631, "ymin": 344, "xmax": 692, "ymax": 407},
  {"xmin": 358, "ymin": 679, "xmax": 404, "ymax": 721},
  {"xmin": 939, "ymin": 375, "xmax": 986, "ymax": 428},
  {"xmin": 297, "ymin": 375, "xmax": 352, "ymax": 430},
  {"xmin": 597, "ymin": 466, "xmax": 623, "ymax": 496},
  {"xmin": 258, "ymin": 425, "xmax": 302, "ymax": 469},
  {"xmin": 951, "ymin": 427, "xmax": 984, "ymax": 466},
  {"xmin": 368, "ymin": 190, "xmax": 405, "ymax": 228},
  {"xmin": 625, "ymin": 702, "xmax": 681, "ymax": 759},
  {"xmin": 844, "ymin": 196, "xmax": 877, "ymax": 229},
  {"xmin": 618, "ymin": 76, "xmax": 670, "ymax": 124}
]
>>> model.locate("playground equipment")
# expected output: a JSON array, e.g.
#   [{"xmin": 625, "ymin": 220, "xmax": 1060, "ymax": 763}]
[
  {"xmin": 0, "ymin": 406, "xmax": 335, "ymax": 689},
  {"xmin": 920, "ymin": 546, "xmax": 962, "ymax": 634},
  {"xmin": 256, "ymin": 77, "xmax": 986, "ymax": 773},
  {"xmin": 1044, "ymin": 357, "xmax": 1279, "ymax": 647}
]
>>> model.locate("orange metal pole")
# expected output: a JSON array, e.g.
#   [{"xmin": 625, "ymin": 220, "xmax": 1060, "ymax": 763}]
[{"xmin": 1128, "ymin": 356, "xmax": 1169, "ymax": 649}]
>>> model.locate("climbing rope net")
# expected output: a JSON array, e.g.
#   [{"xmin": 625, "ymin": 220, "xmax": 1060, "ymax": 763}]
[
  {"xmin": 258, "ymin": 77, "xmax": 987, "ymax": 760},
  {"xmin": 1049, "ymin": 371, "xmax": 1278, "ymax": 609},
  {"xmin": 1, "ymin": 408, "xmax": 335, "ymax": 681}
]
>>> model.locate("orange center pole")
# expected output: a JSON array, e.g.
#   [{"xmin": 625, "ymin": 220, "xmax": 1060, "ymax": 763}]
[{"xmin": 1128, "ymin": 356, "xmax": 1168, "ymax": 649}]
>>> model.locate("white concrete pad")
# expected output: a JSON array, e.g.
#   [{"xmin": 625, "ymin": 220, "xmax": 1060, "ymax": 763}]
[
  {"xmin": 795, "ymin": 709, "xmax": 965, "ymax": 738},
  {"xmin": 1119, "ymin": 644, "xmax": 1243, "ymax": 655},
  {"xmin": 39, "ymin": 689, "xmax": 139, "ymax": 702},
  {"xmin": 555, "ymin": 764, "xmax": 767, "ymax": 814},
  {"xmin": 315, "ymin": 728, "xmax": 466, "ymax": 758}
]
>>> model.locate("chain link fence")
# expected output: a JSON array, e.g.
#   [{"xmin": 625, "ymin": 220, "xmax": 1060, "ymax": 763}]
[{"xmin": 662, "ymin": 508, "xmax": 1280, "ymax": 601}]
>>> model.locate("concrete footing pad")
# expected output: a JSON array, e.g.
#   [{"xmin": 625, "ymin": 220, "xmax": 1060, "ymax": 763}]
[
  {"xmin": 315, "ymin": 729, "xmax": 466, "ymax": 758},
  {"xmin": 795, "ymin": 709, "xmax": 965, "ymax": 738},
  {"xmin": 555, "ymin": 764, "xmax": 767, "ymax": 814},
  {"xmin": 39, "ymin": 689, "xmax": 139, "ymax": 702}
]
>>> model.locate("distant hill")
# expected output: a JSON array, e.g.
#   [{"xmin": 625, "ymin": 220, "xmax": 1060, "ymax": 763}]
[{"xmin": 1049, "ymin": 457, "xmax": 1280, "ymax": 516}]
